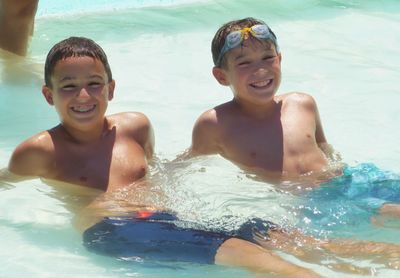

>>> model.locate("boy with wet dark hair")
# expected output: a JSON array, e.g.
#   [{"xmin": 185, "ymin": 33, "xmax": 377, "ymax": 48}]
[
  {"xmin": 43, "ymin": 37, "xmax": 113, "ymax": 88},
  {"xmin": 8, "ymin": 36, "xmax": 154, "ymax": 191}
]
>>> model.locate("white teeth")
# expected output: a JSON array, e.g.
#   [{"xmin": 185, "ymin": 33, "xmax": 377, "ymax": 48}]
[
  {"xmin": 251, "ymin": 79, "xmax": 272, "ymax": 88},
  {"xmin": 71, "ymin": 105, "xmax": 96, "ymax": 113},
  {"xmin": 253, "ymin": 81, "xmax": 268, "ymax": 87}
]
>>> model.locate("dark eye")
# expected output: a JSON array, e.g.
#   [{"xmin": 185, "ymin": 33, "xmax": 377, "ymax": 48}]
[
  {"xmin": 88, "ymin": 82, "xmax": 102, "ymax": 88},
  {"xmin": 61, "ymin": 84, "xmax": 77, "ymax": 91},
  {"xmin": 238, "ymin": 61, "xmax": 250, "ymax": 66},
  {"xmin": 263, "ymin": 56, "xmax": 276, "ymax": 62}
]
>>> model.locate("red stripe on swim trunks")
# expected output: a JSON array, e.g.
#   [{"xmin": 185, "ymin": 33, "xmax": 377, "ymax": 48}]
[{"xmin": 135, "ymin": 211, "xmax": 154, "ymax": 219}]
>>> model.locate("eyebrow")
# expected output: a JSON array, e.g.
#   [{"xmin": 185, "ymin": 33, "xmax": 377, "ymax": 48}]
[
  {"xmin": 59, "ymin": 76, "xmax": 76, "ymax": 82},
  {"xmin": 59, "ymin": 74, "xmax": 104, "ymax": 83},
  {"xmin": 234, "ymin": 54, "xmax": 246, "ymax": 61},
  {"xmin": 234, "ymin": 46, "xmax": 277, "ymax": 61}
]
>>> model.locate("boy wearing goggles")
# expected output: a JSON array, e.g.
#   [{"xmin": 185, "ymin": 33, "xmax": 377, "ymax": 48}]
[
  {"xmin": 189, "ymin": 17, "xmax": 331, "ymax": 182},
  {"xmin": 187, "ymin": 17, "xmax": 400, "ymax": 218}
]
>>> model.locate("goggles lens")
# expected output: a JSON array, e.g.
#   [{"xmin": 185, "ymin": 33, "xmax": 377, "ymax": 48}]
[{"xmin": 216, "ymin": 24, "xmax": 278, "ymax": 66}]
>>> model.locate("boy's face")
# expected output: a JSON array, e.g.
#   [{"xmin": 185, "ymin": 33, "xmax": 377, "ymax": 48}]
[
  {"xmin": 213, "ymin": 38, "xmax": 281, "ymax": 106},
  {"xmin": 42, "ymin": 56, "xmax": 115, "ymax": 131}
]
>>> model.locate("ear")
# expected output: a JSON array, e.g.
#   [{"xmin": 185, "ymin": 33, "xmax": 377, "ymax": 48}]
[
  {"xmin": 212, "ymin": 67, "xmax": 230, "ymax": 86},
  {"xmin": 107, "ymin": 80, "xmax": 116, "ymax": 101},
  {"xmin": 42, "ymin": 85, "xmax": 54, "ymax": 105},
  {"xmin": 277, "ymin": 52, "xmax": 282, "ymax": 64}
]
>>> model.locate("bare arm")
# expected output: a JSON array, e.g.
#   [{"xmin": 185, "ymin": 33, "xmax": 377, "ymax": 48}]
[
  {"xmin": 189, "ymin": 110, "xmax": 220, "ymax": 157},
  {"xmin": 136, "ymin": 114, "xmax": 154, "ymax": 161},
  {"xmin": 120, "ymin": 112, "xmax": 155, "ymax": 160},
  {"xmin": 0, "ymin": 0, "xmax": 39, "ymax": 56},
  {"xmin": 7, "ymin": 132, "xmax": 52, "ymax": 179},
  {"xmin": 313, "ymin": 99, "xmax": 338, "ymax": 160},
  {"xmin": 378, "ymin": 203, "xmax": 400, "ymax": 218},
  {"xmin": 313, "ymin": 100, "xmax": 327, "ymax": 146},
  {"xmin": 134, "ymin": 114, "xmax": 154, "ymax": 160},
  {"xmin": 301, "ymin": 93, "xmax": 340, "ymax": 161}
]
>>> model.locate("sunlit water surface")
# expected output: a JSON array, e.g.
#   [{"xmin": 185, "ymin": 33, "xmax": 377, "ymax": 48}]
[{"xmin": 1, "ymin": 0, "xmax": 400, "ymax": 277}]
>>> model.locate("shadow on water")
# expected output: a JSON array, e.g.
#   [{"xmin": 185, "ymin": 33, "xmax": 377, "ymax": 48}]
[{"xmin": 0, "ymin": 50, "xmax": 43, "ymax": 86}]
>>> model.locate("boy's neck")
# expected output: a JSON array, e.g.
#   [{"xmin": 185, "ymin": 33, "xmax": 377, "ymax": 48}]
[
  {"xmin": 59, "ymin": 119, "xmax": 111, "ymax": 144},
  {"xmin": 232, "ymin": 98, "xmax": 279, "ymax": 120}
]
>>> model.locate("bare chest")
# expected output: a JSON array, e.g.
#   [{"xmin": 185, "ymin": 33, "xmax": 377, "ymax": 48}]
[
  {"xmin": 49, "ymin": 141, "xmax": 147, "ymax": 191},
  {"xmin": 220, "ymin": 121, "xmax": 324, "ymax": 174},
  {"xmin": 220, "ymin": 124, "xmax": 284, "ymax": 172}
]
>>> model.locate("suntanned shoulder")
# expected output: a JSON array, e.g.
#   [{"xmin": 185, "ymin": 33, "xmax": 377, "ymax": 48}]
[
  {"xmin": 109, "ymin": 112, "xmax": 154, "ymax": 159},
  {"xmin": 191, "ymin": 106, "xmax": 222, "ymax": 155},
  {"xmin": 110, "ymin": 112, "xmax": 151, "ymax": 131},
  {"xmin": 8, "ymin": 131, "xmax": 54, "ymax": 177},
  {"xmin": 280, "ymin": 92, "xmax": 328, "ymax": 145},
  {"xmin": 280, "ymin": 92, "xmax": 318, "ymax": 111}
]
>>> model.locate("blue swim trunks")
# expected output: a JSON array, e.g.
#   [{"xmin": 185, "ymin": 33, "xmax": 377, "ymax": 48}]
[
  {"xmin": 83, "ymin": 211, "xmax": 276, "ymax": 264},
  {"xmin": 299, "ymin": 163, "xmax": 400, "ymax": 232},
  {"xmin": 317, "ymin": 163, "xmax": 400, "ymax": 210}
]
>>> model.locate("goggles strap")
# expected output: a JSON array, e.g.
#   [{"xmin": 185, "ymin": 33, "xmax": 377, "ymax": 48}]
[{"xmin": 240, "ymin": 27, "xmax": 253, "ymax": 40}]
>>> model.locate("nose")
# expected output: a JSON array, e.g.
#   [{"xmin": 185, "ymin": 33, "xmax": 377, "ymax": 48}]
[
  {"xmin": 253, "ymin": 64, "xmax": 269, "ymax": 76},
  {"xmin": 76, "ymin": 87, "xmax": 91, "ymax": 100}
]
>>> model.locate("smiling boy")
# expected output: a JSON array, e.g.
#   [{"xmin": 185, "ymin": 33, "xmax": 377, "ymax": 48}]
[
  {"xmin": 7, "ymin": 37, "xmax": 154, "ymax": 191},
  {"xmin": 187, "ymin": 17, "xmax": 400, "ymax": 218},
  {"xmin": 189, "ymin": 17, "xmax": 330, "ymax": 182}
]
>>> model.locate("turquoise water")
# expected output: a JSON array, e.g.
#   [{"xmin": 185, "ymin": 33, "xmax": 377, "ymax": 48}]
[{"xmin": 1, "ymin": 0, "xmax": 400, "ymax": 277}]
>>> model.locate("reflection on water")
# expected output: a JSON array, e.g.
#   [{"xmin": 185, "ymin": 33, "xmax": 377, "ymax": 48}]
[
  {"xmin": 1, "ymin": 0, "xmax": 400, "ymax": 277},
  {"xmin": 0, "ymin": 50, "xmax": 43, "ymax": 86}
]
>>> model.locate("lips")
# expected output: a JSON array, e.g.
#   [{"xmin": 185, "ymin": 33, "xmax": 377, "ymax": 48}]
[{"xmin": 70, "ymin": 104, "xmax": 96, "ymax": 113}]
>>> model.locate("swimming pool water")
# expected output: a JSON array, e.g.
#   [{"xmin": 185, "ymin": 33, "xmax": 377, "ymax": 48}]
[{"xmin": 1, "ymin": 0, "xmax": 400, "ymax": 277}]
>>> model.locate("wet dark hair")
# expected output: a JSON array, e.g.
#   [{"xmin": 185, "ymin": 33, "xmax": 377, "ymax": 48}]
[
  {"xmin": 211, "ymin": 17, "xmax": 278, "ymax": 68},
  {"xmin": 44, "ymin": 37, "xmax": 112, "ymax": 87}
]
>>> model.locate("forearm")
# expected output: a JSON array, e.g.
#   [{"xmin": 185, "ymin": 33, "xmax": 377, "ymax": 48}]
[
  {"xmin": 322, "ymin": 238, "xmax": 400, "ymax": 258},
  {"xmin": 379, "ymin": 203, "xmax": 400, "ymax": 218}
]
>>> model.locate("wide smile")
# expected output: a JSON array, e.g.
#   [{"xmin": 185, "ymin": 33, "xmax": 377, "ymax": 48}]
[
  {"xmin": 70, "ymin": 104, "xmax": 96, "ymax": 113},
  {"xmin": 249, "ymin": 79, "xmax": 273, "ymax": 89}
]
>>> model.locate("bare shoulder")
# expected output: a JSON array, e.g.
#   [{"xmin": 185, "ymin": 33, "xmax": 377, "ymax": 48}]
[
  {"xmin": 109, "ymin": 112, "xmax": 154, "ymax": 158},
  {"xmin": 192, "ymin": 106, "xmax": 223, "ymax": 142},
  {"xmin": 191, "ymin": 106, "xmax": 225, "ymax": 156},
  {"xmin": 279, "ymin": 92, "xmax": 318, "ymax": 111},
  {"xmin": 279, "ymin": 92, "xmax": 328, "ymax": 144},
  {"xmin": 195, "ymin": 108, "xmax": 218, "ymax": 128},
  {"xmin": 8, "ymin": 131, "xmax": 54, "ymax": 177},
  {"xmin": 194, "ymin": 101, "xmax": 236, "ymax": 128},
  {"xmin": 110, "ymin": 112, "xmax": 152, "ymax": 131}
]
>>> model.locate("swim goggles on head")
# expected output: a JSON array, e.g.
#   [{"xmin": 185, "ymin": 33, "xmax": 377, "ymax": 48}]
[{"xmin": 216, "ymin": 24, "xmax": 279, "ymax": 66}]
